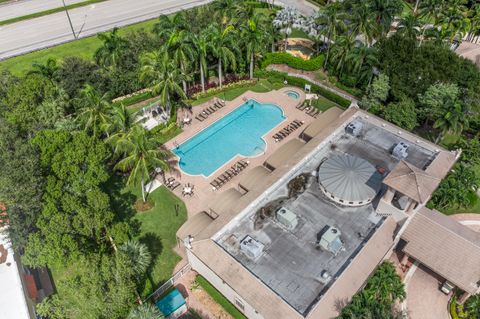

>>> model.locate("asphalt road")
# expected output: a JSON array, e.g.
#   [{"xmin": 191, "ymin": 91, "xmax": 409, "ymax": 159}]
[
  {"xmin": 0, "ymin": 0, "xmax": 84, "ymax": 21},
  {"xmin": 0, "ymin": 0, "xmax": 212, "ymax": 60}
]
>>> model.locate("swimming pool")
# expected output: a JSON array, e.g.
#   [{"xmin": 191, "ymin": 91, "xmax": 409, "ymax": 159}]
[
  {"xmin": 174, "ymin": 100, "xmax": 285, "ymax": 176},
  {"xmin": 285, "ymin": 90, "xmax": 300, "ymax": 99}
]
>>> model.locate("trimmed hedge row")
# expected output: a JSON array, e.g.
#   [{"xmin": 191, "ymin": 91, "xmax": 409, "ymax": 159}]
[
  {"xmin": 255, "ymin": 70, "xmax": 351, "ymax": 108},
  {"xmin": 260, "ymin": 52, "xmax": 325, "ymax": 71}
]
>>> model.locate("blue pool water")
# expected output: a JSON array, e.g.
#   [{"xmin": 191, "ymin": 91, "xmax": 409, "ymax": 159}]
[
  {"xmin": 174, "ymin": 100, "xmax": 285, "ymax": 176},
  {"xmin": 286, "ymin": 90, "xmax": 300, "ymax": 99}
]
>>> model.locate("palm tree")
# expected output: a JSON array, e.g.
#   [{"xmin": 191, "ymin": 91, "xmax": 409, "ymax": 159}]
[
  {"xmin": 467, "ymin": 4, "xmax": 480, "ymax": 42},
  {"xmin": 433, "ymin": 100, "xmax": 469, "ymax": 143},
  {"xmin": 128, "ymin": 303, "xmax": 164, "ymax": 319},
  {"xmin": 418, "ymin": 0, "xmax": 445, "ymax": 26},
  {"xmin": 164, "ymin": 30, "xmax": 195, "ymax": 93},
  {"xmin": 330, "ymin": 35, "xmax": 357, "ymax": 76},
  {"xmin": 397, "ymin": 14, "xmax": 422, "ymax": 41},
  {"xmin": 77, "ymin": 84, "xmax": 112, "ymax": 138},
  {"xmin": 351, "ymin": 1, "xmax": 376, "ymax": 47},
  {"xmin": 316, "ymin": 2, "xmax": 347, "ymax": 68},
  {"xmin": 113, "ymin": 125, "xmax": 173, "ymax": 202},
  {"xmin": 208, "ymin": 23, "xmax": 237, "ymax": 88},
  {"xmin": 192, "ymin": 30, "xmax": 211, "ymax": 93},
  {"xmin": 120, "ymin": 240, "xmax": 152, "ymax": 277},
  {"xmin": 346, "ymin": 44, "xmax": 379, "ymax": 86},
  {"xmin": 27, "ymin": 58, "xmax": 59, "ymax": 82},
  {"xmin": 213, "ymin": 0, "xmax": 239, "ymax": 26},
  {"xmin": 438, "ymin": 0, "xmax": 470, "ymax": 42},
  {"xmin": 139, "ymin": 51, "xmax": 188, "ymax": 114},
  {"xmin": 368, "ymin": 0, "xmax": 403, "ymax": 39},
  {"xmin": 366, "ymin": 262, "xmax": 405, "ymax": 305},
  {"xmin": 153, "ymin": 13, "xmax": 188, "ymax": 43},
  {"xmin": 241, "ymin": 15, "xmax": 267, "ymax": 79},
  {"xmin": 104, "ymin": 103, "xmax": 136, "ymax": 143},
  {"xmin": 95, "ymin": 27, "xmax": 126, "ymax": 69}
]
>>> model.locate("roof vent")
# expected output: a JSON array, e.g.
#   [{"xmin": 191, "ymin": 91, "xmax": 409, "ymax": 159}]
[
  {"xmin": 345, "ymin": 120, "xmax": 363, "ymax": 137},
  {"xmin": 276, "ymin": 207, "xmax": 298, "ymax": 231},
  {"xmin": 316, "ymin": 225, "xmax": 344, "ymax": 256},
  {"xmin": 392, "ymin": 142, "xmax": 409, "ymax": 159},
  {"xmin": 240, "ymin": 235, "xmax": 264, "ymax": 260},
  {"xmin": 318, "ymin": 270, "xmax": 332, "ymax": 284}
]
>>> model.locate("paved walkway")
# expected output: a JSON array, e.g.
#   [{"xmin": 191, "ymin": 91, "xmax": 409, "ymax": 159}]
[
  {"xmin": 404, "ymin": 264, "xmax": 451, "ymax": 319},
  {"xmin": 267, "ymin": 64, "xmax": 359, "ymax": 103},
  {"xmin": 451, "ymin": 213, "xmax": 480, "ymax": 232},
  {"xmin": 163, "ymin": 87, "xmax": 316, "ymax": 218}
]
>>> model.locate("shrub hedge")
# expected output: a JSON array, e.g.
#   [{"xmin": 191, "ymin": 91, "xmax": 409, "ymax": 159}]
[
  {"xmin": 255, "ymin": 70, "xmax": 351, "ymax": 108},
  {"xmin": 260, "ymin": 52, "xmax": 325, "ymax": 71}
]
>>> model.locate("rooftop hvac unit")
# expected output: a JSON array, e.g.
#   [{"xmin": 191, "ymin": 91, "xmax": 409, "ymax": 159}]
[
  {"xmin": 392, "ymin": 142, "xmax": 409, "ymax": 159},
  {"xmin": 276, "ymin": 207, "xmax": 298, "ymax": 231},
  {"xmin": 317, "ymin": 225, "xmax": 344, "ymax": 256},
  {"xmin": 240, "ymin": 235, "xmax": 264, "ymax": 260},
  {"xmin": 318, "ymin": 270, "xmax": 332, "ymax": 284},
  {"xmin": 345, "ymin": 120, "xmax": 363, "ymax": 137}
]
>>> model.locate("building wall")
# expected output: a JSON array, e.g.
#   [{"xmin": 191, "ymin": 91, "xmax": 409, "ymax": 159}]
[{"xmin": 187, "ymin": 249, "xmax": 264, "ymax": 319}]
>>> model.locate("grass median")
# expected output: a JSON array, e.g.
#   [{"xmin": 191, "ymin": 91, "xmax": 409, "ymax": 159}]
[{"xmin": 0, "ymin": 0, "xmax": 107, "ymax": 27}]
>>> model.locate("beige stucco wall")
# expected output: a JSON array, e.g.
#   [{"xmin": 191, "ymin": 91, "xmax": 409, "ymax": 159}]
[{"xmin": 187, "ymin": 249, "xmax": 265, "ymax": 319}]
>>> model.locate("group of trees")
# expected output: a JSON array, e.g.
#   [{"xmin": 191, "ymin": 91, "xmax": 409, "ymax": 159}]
[
  {"xmin": 338, "ymin": 262, "xmax": 405, "ymax": 319},
  {"xmin": 0, "ymin": 1, "xmax": 282, "ymax": 318},
  {"xmin": 315, "ymin": 0, "xmax": 480, "ymax": 90}
]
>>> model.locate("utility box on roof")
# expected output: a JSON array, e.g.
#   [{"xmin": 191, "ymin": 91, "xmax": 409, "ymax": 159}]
[{"xmin": 276, "ymin": 207, "xmax": 298, "ymax": 231}]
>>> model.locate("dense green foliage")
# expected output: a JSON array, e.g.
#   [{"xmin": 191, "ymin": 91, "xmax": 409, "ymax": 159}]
[
  {"xmin": 450, "ymin": 294, "xmax": 480, "ymax": 319},
  {"xmin": 261, "ymin": 52, "xmax": 325, "ymax": 70},
  {"xmin": 196, "ymin": 275, "xmax": 247, "ymax": 319},
  {"xmin": 338, "ymin": 262, "xmax": 405, "ymax": 319}
]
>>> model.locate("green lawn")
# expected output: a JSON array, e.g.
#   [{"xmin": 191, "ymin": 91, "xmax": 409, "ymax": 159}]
[
  {"xmin": 290, "ymin": 28, "xmax": 310, "ymax": 39},
  {"xmin": 190, "ymin": 79, "xmax": 284, "ymax": 106},
  {"xmin": 311, "ymin": 95, "xmax": 339, "ymax": 111},
  {"xmin": 0, "ymin": 17, "xmax": 160, "ymax": 76},
  {"xmin": 196, "ymin": 275, "xmax": 247, "ymax": 319}
]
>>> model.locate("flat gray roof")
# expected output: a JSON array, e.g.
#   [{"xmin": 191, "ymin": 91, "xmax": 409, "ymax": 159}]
[{"xmin": 213, "ymin": 115, "xmax": 440, "ymax": 316}]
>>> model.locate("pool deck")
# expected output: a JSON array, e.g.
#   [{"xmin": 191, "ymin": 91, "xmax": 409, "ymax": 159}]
[{"xmin": 163, "ymin": 87, "xmax": 318, "ymax": 217}]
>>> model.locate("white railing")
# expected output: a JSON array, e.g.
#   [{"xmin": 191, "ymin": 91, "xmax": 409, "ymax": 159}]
[{"xmin": 144, "ymin": 263, "xmax": 191, "ymax": 302}]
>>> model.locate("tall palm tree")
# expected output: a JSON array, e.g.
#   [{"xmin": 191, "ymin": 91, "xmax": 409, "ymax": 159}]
[
  {"xmin": 438, "ymin": 0, "xmax": 470, "ymax": 42},
  {"xmin": 330, "ymin": 35, "xmax": 357, "ymax": 76},
  {"xmin": 27, "ymin": 58, "xmax": 59, "ymax": 82},
  {"xmin": 208, "ymin": 23, "xmax": 237, "ymax": 88},
  {"xmin": 346, "ymin": 44, "xmax": 379, "ymax": 86},
  {"xmin": 95, "ymin": 27, "xmax": 126, "ymax": 69},
  {"xmin": 192, "ymin": 30, "xmax": 211, "ymax": 93},
  {"xmin": 351, "ymin": 1, "xmax": 376, "ymax": 47},
  {"xmin": 368, "ymin": 0, "xmax": 403, "ymax": 39},
  {"xmin": 316, "ymin": 2, "xmax": 347, "ymax": 68},
  {"xmin": 153, "ymin": 13, "xmax": 188, "ymax": 43},
  {"xmin": 140, "ymin": 51, "xmax": 188, "ymax": 114},
  {"xmin": 366, "ymin": 262, "xmax": 405, "ymax": 305},
  {"xmin": 164, "ymin": 30, "xmax": 195, "ymax": 93},
  {"xmin": 241, "ymin": 15, "xmax": 267, "ymax": 79},
  {"xmin": 418, "ymin": 0, "xmax": 445, "ymax": 26},
  {"xmin": 104, "ymin": 103, "xmax": 136, "ymax": 143},
  {"xmin": 113, "ymin": 125, "xmax": 173, "ymax": 202},
  {"xmin": 433, "ymin": 100, "xmax": 469, "ymax": 143},
  {"xmin": 397, "ymin": 13, "xmax": 422, "ymax": 41},
  {"xmin": 120, "ymin": 240, "xmax": 152, "ymax": 277},
  {"xmin": 128, "ymin": 303, "xmax": 164, "ymax": 319},
  {"xmin": 213, "ymin": 0, "xmax": 239, "ymax": 26},
  {"xmin": 77, "ymin": 84, "xmax": 112, "ymax": 138},
  {"xmin": 467, "ymin": 4, "xmax": 480, "ymax": 43}
]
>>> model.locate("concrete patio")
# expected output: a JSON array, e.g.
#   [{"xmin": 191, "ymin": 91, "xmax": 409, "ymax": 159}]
[{"xmin": 161, "ymin": 87, "xmax": 325, "ymax": 217}]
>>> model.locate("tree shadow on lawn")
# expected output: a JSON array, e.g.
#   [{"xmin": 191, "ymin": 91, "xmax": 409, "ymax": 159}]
[{"xmin": 140, "ymin": 232, "xmax": 164, "ymax": 287}]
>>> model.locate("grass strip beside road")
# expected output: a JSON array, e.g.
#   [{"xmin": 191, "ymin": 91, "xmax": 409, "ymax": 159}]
[{"xmin": 0, "ymin": 0, "xmax": 107, "ymax": 26}]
